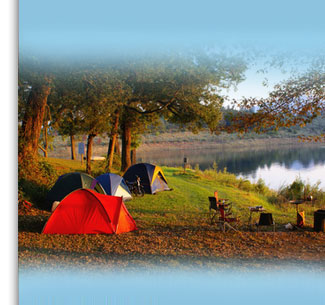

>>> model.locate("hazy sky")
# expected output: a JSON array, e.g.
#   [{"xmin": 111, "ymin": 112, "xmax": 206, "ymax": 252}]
[{"xmin": 19, "ymin": 0, "xmax": 325, "ymax": 98}]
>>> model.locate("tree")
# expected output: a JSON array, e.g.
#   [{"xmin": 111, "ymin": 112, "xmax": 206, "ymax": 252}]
[
  {"xmin": 18, "ymin": 77, "xmax": 52, "ymax": 160},
  {"xmin": 223, "ymin": 69, "xmax": 325, "ymax": 141},
  {"xmin": 77, "ymin": 71, "xmax": 116, "ymax": 174},
  {"xmin": 48, "ymin": 71, "xmax": 85, "ymax": 160},
  {"xmin": 116, "ymin": 51, "xmax": 247, "ymax": 171},
  {"xmin": 38, "ymin": 106, "xmax": 52, "ymax": 157}
]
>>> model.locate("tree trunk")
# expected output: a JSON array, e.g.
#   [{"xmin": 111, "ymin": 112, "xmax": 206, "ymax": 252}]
[
  {"xmin": 115, "ymin": 139, "xmax": 120, "ymax": 155},
  {"xmin": 106, "ymin": 111, "xmax": 119, "ymax": 171},
  {"xmin": 86, "ymin": 134, "xmax": 96, "ymax": 174},
  {"xmin": 121, "ymin": 121, "xmax": 132, "ymax": 172},
  {"xmin": 43, "ymin": 124, "xmax": 48, "ymax": 157},
  {"xmin": 131, "ymin": 148, "xmax": 137, "ymax": 165},
  {"xmin": 19, "ymin": 84, "xmax": 51, "ymax": 161},
  {"xmin": 70, "ymin": 134, "xmax": 76, "ymax": 160}
]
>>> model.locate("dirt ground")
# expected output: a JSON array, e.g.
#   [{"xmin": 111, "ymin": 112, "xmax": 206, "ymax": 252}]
[{"xmin": 18, "ymin": 206, "xmax": 325, "ymax": 272}]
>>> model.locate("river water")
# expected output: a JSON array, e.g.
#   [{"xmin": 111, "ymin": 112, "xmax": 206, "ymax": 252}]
[{"xmin": 137, "ymin": 144, "xmax": 325, "ymax": 190}]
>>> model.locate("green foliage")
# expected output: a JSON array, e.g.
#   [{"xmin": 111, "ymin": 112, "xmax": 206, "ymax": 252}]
[
  {"xmin": 212, "ymin": 161, "xmax": 218, "ymax": 171},
  {"xmin": 278, "ymin": 177, "xmax": 325, "ymax": 205},
  {"xmin": 18, "ymin": 157, "xmax": 58, "ymax": 207},
  {"xmin": 254, "ymin": 178, "xmax": 268, "ymax": 195}
]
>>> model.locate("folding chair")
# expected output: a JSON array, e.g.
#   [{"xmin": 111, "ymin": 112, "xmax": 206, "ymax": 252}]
[
  {"xmin": 256, "ymin": 213, "xmax": 275, "ymax": 232},
  {"xmin": 208, "ymin": 197, "xmax": 219, "ymax": 224},
  {"xmin": 218, "ymin": 203, "xmax": 240, "ymax": 232}
]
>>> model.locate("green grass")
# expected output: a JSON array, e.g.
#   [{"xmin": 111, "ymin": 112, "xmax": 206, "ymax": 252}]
[
  {"xmin": 30, "ymin": 158, "xmax": 323, "ymax": 229},
  {"xmin": 122, "ymin": 166, "xmax": 317, "ymax": 229}
]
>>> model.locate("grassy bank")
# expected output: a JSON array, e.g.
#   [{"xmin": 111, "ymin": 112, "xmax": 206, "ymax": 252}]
[{"xmin": 18, "ymin": 158, "xmax": 325, "ymax": 270}]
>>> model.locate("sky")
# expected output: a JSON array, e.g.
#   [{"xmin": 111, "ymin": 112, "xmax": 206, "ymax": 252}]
[
  {"xmin": 19, "ymin": 0, "xmax": 325, "ymax": 99},
  {"xmin": 19, "ymin": 0, "xmax": 325, "ymax": 51}
]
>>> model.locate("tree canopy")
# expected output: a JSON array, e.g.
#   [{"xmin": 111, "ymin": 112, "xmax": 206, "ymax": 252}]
[
  {"xmin": 18, "ymin": 49, "xmax": 325, "ymax": 174},
  {"xmin": 223, "ymin": 67, "xmax": 325, "ymax": 141}
]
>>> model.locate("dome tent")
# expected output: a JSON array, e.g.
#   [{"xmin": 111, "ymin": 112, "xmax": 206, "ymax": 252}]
[
  {"xmin": 42, "ymin": 189, "xmax": 137, "ymax": 234},
  {"xmin": 123, "ymin": 163, "xmax": 170, "ymax": 194},
  {"xmin": 96, "ymin": 173, "xmax": 132, "ymax": 201},
  {"xmin": 45, "ymin": 172, "xmax": 105, "ymax": 211}
]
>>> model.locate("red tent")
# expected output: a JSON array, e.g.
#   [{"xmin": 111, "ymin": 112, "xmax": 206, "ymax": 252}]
[{"xmin": 42, "ymin": 189, "xmax": 137, "ymax": 234}]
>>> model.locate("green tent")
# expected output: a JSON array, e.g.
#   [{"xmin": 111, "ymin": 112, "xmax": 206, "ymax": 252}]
[{"xmin": 44, "ymin": 172, "xmax": 105, "ymax": 211}]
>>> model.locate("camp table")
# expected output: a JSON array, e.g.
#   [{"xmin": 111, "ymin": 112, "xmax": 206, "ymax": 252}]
[{"xmin": 248, "ymin": 206, "xmax": 266, "ymax": 229}]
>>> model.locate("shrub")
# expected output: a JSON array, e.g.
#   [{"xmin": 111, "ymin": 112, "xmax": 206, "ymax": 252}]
[
  {"xmin": 276, "ymin": 178, "xmax": 325, "ymax": 207},
  {"xmin": 212, "ymin": 161, "xmax": 218, "ymax": 171},
  {"xmin": 237, "ymin": 178, "xmax": 253, "ymax": 192},
  {"xmin": 254, "ymin": 178, "xmax": 268, "ymax": 195},
  {"xmin": 18, "ymin": 157, "xmax": 58, "ymax": 207}
]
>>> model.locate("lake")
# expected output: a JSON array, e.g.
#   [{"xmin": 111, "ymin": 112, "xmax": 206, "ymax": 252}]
[{"xmin": 137, "ymin": 144, "xmax": 325, "ymax": 190}]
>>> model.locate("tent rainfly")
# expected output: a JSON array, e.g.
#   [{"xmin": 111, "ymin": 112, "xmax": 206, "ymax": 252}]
[
  {"xmin": 96, "ymin": 173, "xmax": 132, "ymax": 201},
  {"xmin": 42, "ymin": 189, "xmax": 137, "ymax": 234},
  {"xmin": 123, "ymin": 163, "xmax": 170, "ymax": 194},
  {"xmin": 45, "ymin": 172, "xmax": 105, "ymax": 211}
]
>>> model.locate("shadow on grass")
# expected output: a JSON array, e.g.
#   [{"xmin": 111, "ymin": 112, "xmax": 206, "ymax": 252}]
[
  {"xmin": 18, "ymin": 215, "xmax": 48, "ymax": 233},
  {"xmin": 19, "ymin": 178, "xmax": 49, "ymax": 210}
]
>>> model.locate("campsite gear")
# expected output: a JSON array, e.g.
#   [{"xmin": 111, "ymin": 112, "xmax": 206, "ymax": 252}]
[
  {"xmin": 123, "ymin": 163, "xmax": 171, "ymax": 194},
  {"xmin": 208, "ymin": 197, "xmax": 219, "ymax": 224},
  {"xmin": 45, "ymin": 172, "xmax": 106, "ymax": 211},
  {"xmin": 290, "ymin": 200, "xmax": 305, "ymax": 212},
  {"xmin": 218, "ymin": 202, "xmax": 239, "ymax": 232},
  {"xmin": 314, "ymin": 209, "xmax": 325, "ymax": 232},
  {"xmin": 285, "ymin": 223, "xmax": 294, "ymax": 230},
  {"xmin": 51, "ymin": 201, "xmax": 60, "ymax": 212},
  {"xmin": 213, "ymin": 191, "xmax": 229, "ymax": 205},
  {"xmin": 126, "ymin": 175, "xmax": 145, "ymax": 197},
  {"xmin": 297, "ymin": 211, "xmax": 305, "ymax": 228},
  {"xmin": 289, "ymin": 200, "xmax": 307, "ymax": 227},
  {"xmin": 209, "ymin": 191, "xmax": 239, "ymax": 231},
  {"xmin": 96, "ymin": 173, "xmax": 132, "ymax": 201},
  {"xmin": 248, "ymin": 206, "xmax": 266, "ymax": 229},
  {"xmin": 42, "ymin": 189, "xmax": 137, "ymax": 234},
  {"xmin": 256, "ymin": 213, "xmax": 275, "ymax": 232},
  {"xmin": 208, "ymin": 197, "xmax": 235, "ymax": 231}
]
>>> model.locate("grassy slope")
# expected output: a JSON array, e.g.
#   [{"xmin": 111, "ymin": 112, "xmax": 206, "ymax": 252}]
[{"xmin": 45, "ymin": 158, "xmax": 315, "ymax": 227}]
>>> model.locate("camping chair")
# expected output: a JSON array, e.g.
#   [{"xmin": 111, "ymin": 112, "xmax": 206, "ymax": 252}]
[
  {"xmin": 218, "ymin": 203, "xmax": 240, "ymax": 232},
  {"xmin": 208, "ymin": 197, "xmax": 219, "ymax": 224},
  {"xmin": 208, "ymin": 197, "xmax": 229, "ymax": 231},
  {"xmin": 256, "ymin": 213, "xmax": 275, "ymax": 232}
]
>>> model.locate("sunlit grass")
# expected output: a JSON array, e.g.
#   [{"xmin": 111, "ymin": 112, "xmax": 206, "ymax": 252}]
[{"xmin": 31, "ymin": 158, "xmax": 324, "ymax": 229}]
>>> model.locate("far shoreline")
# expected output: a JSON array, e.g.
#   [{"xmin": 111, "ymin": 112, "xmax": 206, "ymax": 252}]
[
  {"xmin": 46, "ymin": 135, "xmax": 324, "ymax": 159},
  {"xmin": 137, "ymin": 137, "xmax": 323, "ymax": 153}
]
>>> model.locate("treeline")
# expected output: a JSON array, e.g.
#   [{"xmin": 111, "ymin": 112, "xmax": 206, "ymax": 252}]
[
  {"xmin": 147, "ymin": 112, "xmax": 325, "ymax": 138},
  {"xmin": 18, "ymin": 51, "xmax": 247, "ymax": 174}
]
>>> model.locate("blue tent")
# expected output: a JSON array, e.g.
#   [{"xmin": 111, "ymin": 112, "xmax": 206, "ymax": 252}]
[{"xmin": 96, "ymin": 173, "xmax": 132, "ymax": 201}]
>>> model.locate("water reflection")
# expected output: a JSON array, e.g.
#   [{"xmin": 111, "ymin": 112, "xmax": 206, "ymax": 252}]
[{"xmin": 137, "ymin": 145, "xmax": 325, "ymax": 190}]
